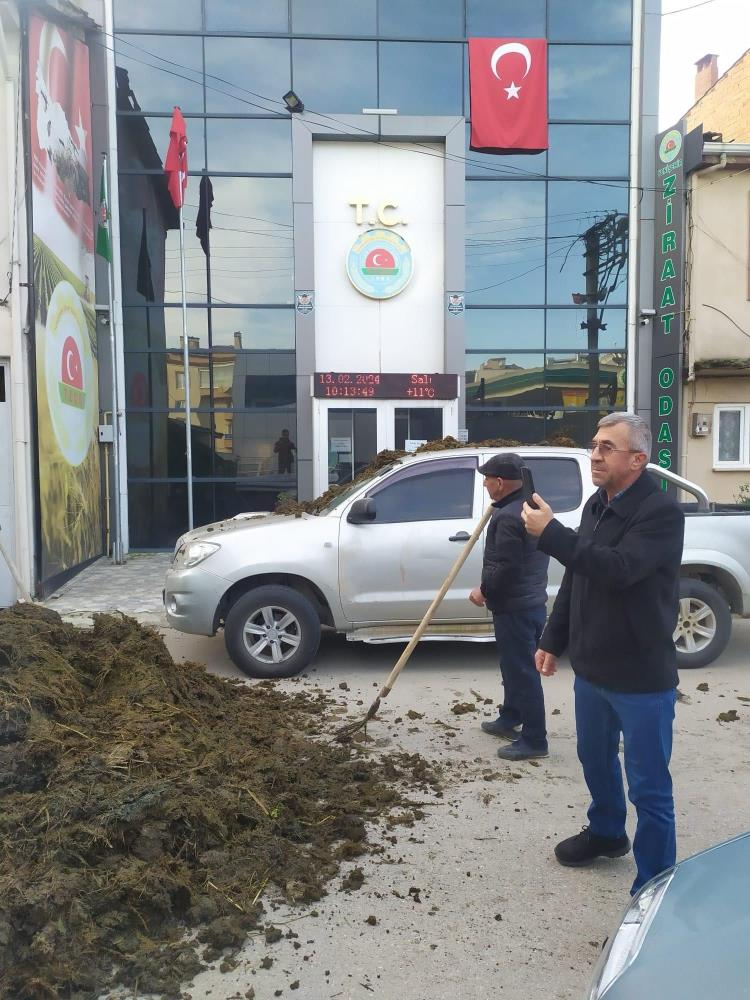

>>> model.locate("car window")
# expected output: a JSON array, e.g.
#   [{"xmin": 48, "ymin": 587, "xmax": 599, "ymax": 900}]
[
  {"xmin": 368, "ymin": 457, "xmax": 477, "ymax": 523},
  {"xmin": 523, "ymin": 457, "xmax": 582, "ymax": 512},
  {"xmin": 318, "ymin": 464, "xmax": 397, "ymax": 513}
]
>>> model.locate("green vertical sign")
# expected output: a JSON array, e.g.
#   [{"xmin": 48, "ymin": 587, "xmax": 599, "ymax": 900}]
[{"xmin": 652, "ymin": 124, "xmax": 685, "ymax": 489}]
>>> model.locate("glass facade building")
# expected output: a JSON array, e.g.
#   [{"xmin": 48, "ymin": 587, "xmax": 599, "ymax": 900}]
[{"xmin": 113, "ymin": 0, "xmax": 639, "ymax": 548}]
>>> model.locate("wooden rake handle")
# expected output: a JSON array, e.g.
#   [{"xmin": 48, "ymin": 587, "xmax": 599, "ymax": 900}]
[{"xmin": 377, "ymin": 504, "xmax": 493, "ymax": 700}]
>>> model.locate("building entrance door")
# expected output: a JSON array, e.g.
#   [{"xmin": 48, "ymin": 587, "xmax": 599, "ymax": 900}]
[
  {"xmin": 0, "ymin": 362, "xmax": 17, "ymax": 607},
  {"xmin": 326, "ymin": 408, "xmax": 378, "ymax": 487},
  {"xmin": 314, "ymin": 398, "xmax": 459, "ymax": 496}
]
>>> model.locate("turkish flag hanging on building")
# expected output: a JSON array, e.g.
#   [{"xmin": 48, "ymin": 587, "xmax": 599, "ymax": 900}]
[
  {"xmin": 469, "ymin": 38, "xmax": 548, "ymax": 154},
  {"xmin": 164, "ymin": 106, "xmax": 188, "ymax": 209}
]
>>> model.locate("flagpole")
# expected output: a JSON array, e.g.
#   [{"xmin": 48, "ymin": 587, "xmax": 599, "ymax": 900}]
[
  {"xmin": 179, "ymin": 201, "xmax": 194, "ymax": 529},
  {"xmin": 102, "ymin": 153, "xmax": 123, "ymax": 564}
]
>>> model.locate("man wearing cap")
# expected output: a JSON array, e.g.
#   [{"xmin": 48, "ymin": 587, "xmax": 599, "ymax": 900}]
[{"xmin": 469, "ymin": 453, "xmax": 550, "ymax": 761}]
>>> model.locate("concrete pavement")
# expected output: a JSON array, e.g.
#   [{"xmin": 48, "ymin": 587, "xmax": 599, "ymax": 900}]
[{"xmin": 48, "ymin": 559, "xmax": 750, "ymax": 999}]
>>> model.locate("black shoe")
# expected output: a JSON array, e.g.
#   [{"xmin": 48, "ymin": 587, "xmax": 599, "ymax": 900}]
[
  {"xmin": 496, "ymin": 738, "xmax": 549, "ymax": 761},
  {"xmin": 554, "ymin": 827, "xmax": 631, "ymax": 868},
  {"xmin": 481, "ymin": 718, "xmax": 521, "ymax": 740}
]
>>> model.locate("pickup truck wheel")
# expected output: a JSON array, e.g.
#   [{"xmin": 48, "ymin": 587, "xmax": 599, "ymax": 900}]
[
  {"xmin": 224, "ymin": 586, "xmax": 321, "ymax": 679},
  {"xmin": 674, "ymin": 580, "xmax": 731, "ymax": 669}
]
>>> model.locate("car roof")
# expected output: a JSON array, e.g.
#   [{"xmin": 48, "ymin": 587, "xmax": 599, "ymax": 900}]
[{"xmin": 398, "ymin": 446, "xmax": 588, "ymax": 466}]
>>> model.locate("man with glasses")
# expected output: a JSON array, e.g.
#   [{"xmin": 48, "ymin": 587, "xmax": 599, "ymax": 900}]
[{"xmin": 521, "ymin": 414, "xmax": 684, "ymax": 895}]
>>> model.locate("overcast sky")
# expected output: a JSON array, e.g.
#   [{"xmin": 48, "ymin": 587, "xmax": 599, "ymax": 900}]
[{"xmin": 659, "ymin": 0, "xmax": 750, "ymax": 128}]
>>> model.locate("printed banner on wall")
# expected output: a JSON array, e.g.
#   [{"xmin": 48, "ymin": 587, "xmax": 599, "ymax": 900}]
[{"xmin": 29, "ymin": 14, "xmax": 102, "ymax": 587}]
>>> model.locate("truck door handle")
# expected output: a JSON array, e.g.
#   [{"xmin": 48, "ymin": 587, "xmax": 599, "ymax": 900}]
[{"xmin": 449, "ymin": 531, "xmax": 471, "ymax": 542}]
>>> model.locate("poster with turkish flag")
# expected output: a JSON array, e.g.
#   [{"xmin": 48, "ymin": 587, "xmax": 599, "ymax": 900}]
[
  {"xmin": 469, "ymin": 38, "xmax": 548, "ymax": 154},
  {"xmin": 29, "ymin": 15, "xmax": 94, "ymax": 253},
  {"xmin": 28, "ymin": 14, "xmax": 102, "ymax": 588}
]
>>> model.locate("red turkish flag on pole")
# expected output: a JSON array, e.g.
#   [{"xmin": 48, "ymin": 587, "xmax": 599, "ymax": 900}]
[
  {"xmin": 164, "ymin": 106, "xmax": 188, "ymax": 208},
  {"xmin": 469, "ymin": 38, "xmax": 548, "ymax": 154}
]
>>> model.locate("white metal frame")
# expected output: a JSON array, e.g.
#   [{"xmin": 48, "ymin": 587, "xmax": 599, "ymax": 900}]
[
  {"xmin": 713, "ymin": 404, "xmax": 750, "ymax": 470},
  {"xmin": 312, "ymin": 397, "xmax": 459, "ymax": 496}
]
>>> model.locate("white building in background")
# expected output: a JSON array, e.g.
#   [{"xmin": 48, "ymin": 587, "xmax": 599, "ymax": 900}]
[{"xmin": 0, "ymin": 2, "xmax": 34, "ymax": 605}]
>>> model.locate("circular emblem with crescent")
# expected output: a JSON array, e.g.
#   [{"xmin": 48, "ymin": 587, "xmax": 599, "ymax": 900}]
[
  {"xmin": 659, "ymin": 129, "xmax": 683, "ymax": 164},
  {"xmin": 44, "ymin": 280, "xmax": 96, "ymax": 466},
  {"xmin": 346, "ymin": 228, "xmax": 413, "ymax": 300}
]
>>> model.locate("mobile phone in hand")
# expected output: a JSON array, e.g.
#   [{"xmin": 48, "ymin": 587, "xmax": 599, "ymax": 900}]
[{"xmin": 521, "ymin": 466, "xmax": 539, "ymax": 509}]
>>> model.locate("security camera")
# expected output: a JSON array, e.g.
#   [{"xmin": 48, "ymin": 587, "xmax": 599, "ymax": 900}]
[{"xmin": 639, "ymin": 308, "xmax": 656, "ymax": 326}]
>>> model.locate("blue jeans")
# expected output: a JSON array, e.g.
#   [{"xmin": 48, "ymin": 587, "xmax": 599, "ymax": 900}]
[
  {"xmin": 574, "ymin": 675, "xmax": 677, "ymax": 894},
  {"xmin": 492, "ymin": 607, "xmax": 547, "ymax": 748}
]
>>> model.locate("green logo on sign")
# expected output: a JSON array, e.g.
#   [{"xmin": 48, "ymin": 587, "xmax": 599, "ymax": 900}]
[{"xmin": 659, "ymin": 130, "xmax": 682, "ymax": 164}]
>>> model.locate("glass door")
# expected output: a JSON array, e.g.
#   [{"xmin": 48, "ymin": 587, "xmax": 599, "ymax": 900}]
[
  {"xmin": 394, "ymin": 407, "xmax": 443, "ymax": 450},
  {"xmin": 327, "ymin": 408, "xmax": 378, "ymax": 486}
]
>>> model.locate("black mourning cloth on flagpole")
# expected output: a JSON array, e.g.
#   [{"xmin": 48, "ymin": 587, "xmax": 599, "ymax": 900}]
[
  {"xmin": 196, "ymin": 175, "xmax": 213, "ymax": 255},
  {"xmin": 136, "ymin": 208, "xmax": 155, "ymax": 302}
]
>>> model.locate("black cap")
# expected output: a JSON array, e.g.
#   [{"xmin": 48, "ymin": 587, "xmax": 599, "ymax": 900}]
[{"xmin": 477, "ymin": 452, "xmax": 525, "ymax": 479}]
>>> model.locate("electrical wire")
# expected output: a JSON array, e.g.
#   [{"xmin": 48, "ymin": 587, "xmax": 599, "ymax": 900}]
[{"xmin": 99, "ymin": 32, "xmax": 659, "ymax": 195}]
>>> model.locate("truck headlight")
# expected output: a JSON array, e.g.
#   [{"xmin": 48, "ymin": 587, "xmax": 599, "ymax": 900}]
[
  {"xmin": 588, "ymin": 868, "xmax": 674, "ymax": 999},
  {"xmin": 174, "ymin": 540, "xmax": 220, "ymax": 568}
]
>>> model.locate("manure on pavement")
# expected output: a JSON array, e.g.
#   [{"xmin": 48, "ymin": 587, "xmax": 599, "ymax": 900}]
[{"xmin": 0, "ymin": 605, "xmax": 437, "ymax": 1000}]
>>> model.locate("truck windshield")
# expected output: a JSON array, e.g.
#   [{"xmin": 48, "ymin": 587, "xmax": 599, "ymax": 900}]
[{"xmin": 318, "ymin": 465, "xmax": 396, "ymax": 514}]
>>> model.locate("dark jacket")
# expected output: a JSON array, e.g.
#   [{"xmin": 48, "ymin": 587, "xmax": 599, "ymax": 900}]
[
  {"xmin": 480, "ymin": 489, "xmax": 549, "ymax": 614},
  {"xmin": 539, "ymin": 472, "xmax": 684, "ymax": 693}
]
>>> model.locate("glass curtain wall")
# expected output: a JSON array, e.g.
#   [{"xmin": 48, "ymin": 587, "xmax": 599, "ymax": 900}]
[{"xmin": 113, "ymin": 0, "xmax": 633, "ymax": 545}]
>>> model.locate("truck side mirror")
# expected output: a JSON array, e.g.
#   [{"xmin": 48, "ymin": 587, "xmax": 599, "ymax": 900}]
[{"xmin": 347, "ymin": 497, "xmax": 376, "ymax": 524}]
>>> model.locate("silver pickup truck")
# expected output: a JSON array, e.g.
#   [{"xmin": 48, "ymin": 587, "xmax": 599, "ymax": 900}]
[{"xmin": 164, "ymin": 448, "xmax": 750, "ymax": 678}]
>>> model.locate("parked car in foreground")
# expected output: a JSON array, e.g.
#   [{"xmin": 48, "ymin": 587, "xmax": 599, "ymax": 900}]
[
  {"xmin": 586, "ymin": 830, "xmax": 750, "ymax": 999},
  {"xmin": 164, "ymin": 448, "xmax": 750, "ymax": 678}
]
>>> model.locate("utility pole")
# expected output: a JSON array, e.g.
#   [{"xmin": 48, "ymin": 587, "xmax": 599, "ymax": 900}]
[{"xmin": 583, "ymin": 226, "xmax": 602, "ymax": 407}]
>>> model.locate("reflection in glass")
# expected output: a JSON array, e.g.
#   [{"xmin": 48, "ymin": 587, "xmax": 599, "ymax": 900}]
[
  {"xmin": 206, "ymin": 0, "xmax": 289, "ymax": 31},
  {"xmin": 210, "ymin": 308, "xmax": 295, "ymax": 349},
  {"xmin": 395, "ymin": 409, "xmax": 443, "ymax": 450},
  {"xmin": 466, "ymin": 409, "xmax": 549, "ymax": 445},
  {"xmin": 546, "ymin": 308, "xmax": 626, "ymax": 351},
  {"xmin": 128, "ymin": 483, "xmax": 200, "ymax": 548},
  {"xmin": 379, "ymin": 0, "xmax": 463, "ymax": 38},
  {"xmin": 207, "ymin": 119, "xmax": 292, "ymax": 173},
  {"xmin": 291, "ymin": 0, "xmax": 376, "ymax": 35},
  {"xmin": 114, "ymin": 0, "xmax": 201, "ymax": 30},
  {"xmin": 118, "ymin": 175, "xmax": 183, "ymax": 305},
  {"xmin": 207, "ymin": 177, "xmax": 294, "ymax": 304},
  {"xmin": 545, "ymin": 352, "xmax": 626, "ymax": 409},
  {"xmin": 549, "ymin": 46, "xmax": 631, "ymax": 121},
  {"xmin": 465, "ymin": 124, "xmax": 547, "ymax": 177},
  {"xmin": 546, "ymin": 408, "xmax": 616, "ymax": 446},
  {"xmin": 466, "ymin": 181, "xmax": 546, "ymax": 305},
  {"xmin": 292, "ymin": 40, "xmax": 377, "ymax": 115},
  {"xmin": 546, "ymin": 181, "xmax": 629, "ymax": 306},
  {"xmin": 466, "ymin": 0, "xmax": 545, "ymax": 37},
  {"xmin": 164, "ymin": 200, "xmax": 207, "ymax": 303},
  {"xmin": 466, "ymin": 309, "xmax": 544, "ymax": 351},
  {"xmin": 122, "ymin": 308, "xmax": 210, "ymax": 351},
  {"xmin": 548, "ymin": 125, "xmax": 629, "ymax": 178},
  {"xmin": 220, "ymin": 408, "xmax": 297, "ymax": 481},
  {"xmin": 118, "ymin": 116, "xmax": 206, "ymax": 171},
  {"xmin": 127, "ymin": 411, "xmax": 191, "ymax": 478},
  {"xmin": 465, "ymin": 353, "xmax": 546, "ymax": 407},
  {"xmin": 549, "ymin": 0, "xmax": 632, "ymax": 43},
  {"xmin": 328, "ymin": 409, "xmax": 377, "ymax": 485},
  {"xmin": 204, "ymin": 38, "xmax": 291, "ymax": 114},
  {"xmin": 379, "ymin": 43, "xmax": 463, "ymax": 116},
  {"xmin": 115, "ymin": 36, "xmax": 203, "ymax": 113}
]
